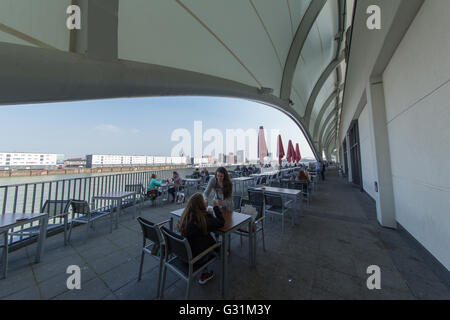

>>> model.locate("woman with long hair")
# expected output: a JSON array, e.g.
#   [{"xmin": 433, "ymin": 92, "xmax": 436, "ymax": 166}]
[
  {"xmin": 178, "ymin": 193, "xmax": 224, "ymax": 285},
  {"xmin": 203, "ymin": 167, "xmax": 233, "ymax": 212}
]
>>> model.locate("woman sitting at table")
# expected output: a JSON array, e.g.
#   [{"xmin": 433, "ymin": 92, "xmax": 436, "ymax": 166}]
[
  {"xmin": 168, "ymin": 171, "xmax": 182, "ymax": 203},
  {"xmin": 147, "ymin": 173, "xmax": 163, "ymax": 202},
  {"xmin": 178, "ymin": 193, "xmax": 224, "ymax": 285},
  {"xmin": 203, "ymin": 167, "xmax": 233, "ymax": 212},
  {"xmin": 297, "ymin": 170, "xmax": 311, "ymax": 182}
]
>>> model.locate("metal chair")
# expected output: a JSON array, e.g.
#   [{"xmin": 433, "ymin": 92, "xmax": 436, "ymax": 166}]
[
  {"xmin": 236, "ymin": 199, "xmax": 266, "ymax": 255},
  {"xmin": 232, "ymin": 195, "xmax": 242, "ymax": 212},
  {"xmin": 67, "ymin": 200, "xmax": 114, "ymax": 243},
  {"xmin": 264, "ymin": 193, "xmax": 293, "ymax": 235},
  {"xmin": 289, "ymin": 181, "xmax": 311, "ymax": 205},
  {"xmin": 136, "ymin": 217, "xmax": 172, "ymax": 299},
  {"xmin": 124, "ymin": 184, "xmax": 145, "ymax": 214},
  {"xmin": 159, "ymin": 226, "xmax": 221, "ymax": 299},
  {"xmin": 8, "ymin": 199, "xmax": 72, "ymax": 246}
]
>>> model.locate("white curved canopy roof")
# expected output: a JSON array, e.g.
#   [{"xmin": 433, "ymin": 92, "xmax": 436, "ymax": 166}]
[{"xmin": 0, "ymin": 0, "xmax": 354, "ymax": 159}]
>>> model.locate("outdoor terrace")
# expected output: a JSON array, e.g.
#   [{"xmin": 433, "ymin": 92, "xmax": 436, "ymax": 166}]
[{"xmin": 1, "ymin": 169, "xmax": 449, "ymax": 300}]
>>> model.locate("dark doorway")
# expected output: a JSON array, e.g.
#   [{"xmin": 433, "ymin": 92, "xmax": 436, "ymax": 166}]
[
  {"xmin": 342, "ymin": 139, "xmax": 348, "ymax": 177},
  {"xmin": 349, "ymin": 120, "xmax": 363, "ymax": 189}
]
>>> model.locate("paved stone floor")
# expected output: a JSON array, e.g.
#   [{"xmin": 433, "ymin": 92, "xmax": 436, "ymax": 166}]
[{"xmin": 1, "ymin": 168, "xmax": 449, "ymax": 300}]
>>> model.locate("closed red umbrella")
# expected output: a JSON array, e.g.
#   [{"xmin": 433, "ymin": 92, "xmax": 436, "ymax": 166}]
[
  {"xmin": 286, "ymin": 140, "xmax": 295, "ymax": 163},
  {"xmin": 257, "ymin": 126, "xmax": 268, "ymax": 165},
  {"xmin": 277, "ymin": 135, "xmax": 285, "ymax": 165},
  {"xmin": 295, "ymin": 143, "xmax": 301, "ymax": 163}
]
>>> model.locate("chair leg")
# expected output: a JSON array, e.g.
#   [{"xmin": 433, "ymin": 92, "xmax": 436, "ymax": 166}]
[
  {"xmin": 281, "ymin": 214, "xmax": 284, "ymax": 235},
  {"xmin": 67, "ymin": 221, "xmax": 74, "ymax": 243},
  {"xmin": 1, "ymin": 232, "xmax": 8, "ymax": 279},
  {"xmin": 85, "ymin": 222, "xmax": 90, "ymax": 243},
  {"xmin": 160, "ymin": 264, "xmax": 167, "ymax": 299},
  {"xmin": 186, "ymin": 277, "xmax": 192, "ymax": 300},
  {"xmin": 63, "ymin": 220, "xmax": 68, "ymax": 246},
  {"xmin": 138, "ymin": 251, "xmax": 145, "ymax": 281},
  {"xmin": 240, "ymin": 234, "xmax": 243, "ymax": 247},
  {"xmin": 157, "ymin": 257, "xmax": 163, "ymax": 299},
  {"xmin": 262, "ymin": 224, "xmax": 266, "ymax": 252}
]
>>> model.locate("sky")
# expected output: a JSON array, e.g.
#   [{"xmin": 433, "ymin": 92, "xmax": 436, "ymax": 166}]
[{"xmin": 0, "ymin": 96, "xmax": 315, "ymax": 160}]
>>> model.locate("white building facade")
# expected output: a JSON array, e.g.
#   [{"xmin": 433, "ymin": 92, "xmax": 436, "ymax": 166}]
[
  {"xmin": 85, "ymin": 154, "xmax": 187, "ymax": 168},
  {"xmin": 0, "ymin": 152, "xmax": 64, "ymax": 169}
]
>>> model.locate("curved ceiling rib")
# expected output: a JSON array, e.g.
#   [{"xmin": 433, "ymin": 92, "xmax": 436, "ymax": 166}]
[
  {"xmin": 323, "ymin": 124, "xmax": 337, "ymax": 148},
  {"xmin": 322, "ymin": 122, "xmax": 336, "ymax": 151},
  {"xmin": 317, "ymin": 104, "xmax": 340, "ymax": 145},
  {"xmin": 311, "ymin": 84, "xmax": 343, "ymax": 139},
  {"xmin": 303, "ymin": 52, "xmax": 345, "ymax": 124},
  {"xmin": 280, "ymin": 0, "xmax": 327, "ymax": 101}
]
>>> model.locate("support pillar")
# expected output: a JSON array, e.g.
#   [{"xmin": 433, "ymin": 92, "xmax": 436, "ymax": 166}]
[{"xmin": 366, "ymin": 79, "xmax": 396, "ymax": 229}]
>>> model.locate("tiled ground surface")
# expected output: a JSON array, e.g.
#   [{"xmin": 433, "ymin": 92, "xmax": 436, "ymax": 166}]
[{"xmin": 1, "ymin": 168, "xmax": 449, "ymax": 300}]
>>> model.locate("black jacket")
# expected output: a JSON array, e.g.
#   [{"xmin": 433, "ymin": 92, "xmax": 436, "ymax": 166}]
[{"xmin": 183, "ymin": 206, "xmax": 225, "ymax": 258}]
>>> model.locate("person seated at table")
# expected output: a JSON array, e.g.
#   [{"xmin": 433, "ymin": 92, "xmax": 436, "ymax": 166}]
[
  {"xmin": 201, "ymin": 168, "xmax": 210, "ymax": 183},
  {"xmin": 168, "ymin": 171, "xmax": 183, "ymax": 203},
  {"xmin": 297, "ymin": 170, "xmax": 311, "ymax": 182},
  {"xmin": 147, "ymin": 173, "xmax": 163, "ymax": 202},
  {"xmin": 192, "ymin": 168, "xmax": 201, "ymax": 179},
  {"xmin": 203, "ymin": 167, "xmax": 233, "ymax": 212},
  {"xmin": 241, "ymin": 165, "xmax": 249, "ymax": 176},
  {"xmin": 178, "ymin": 193, "xmax": 224, "ymax": 285}
]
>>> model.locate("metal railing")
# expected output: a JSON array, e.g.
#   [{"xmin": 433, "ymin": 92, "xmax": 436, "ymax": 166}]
[{"xmin": 0, "ymin": 166, "xmax": 237, "ymax": 246}]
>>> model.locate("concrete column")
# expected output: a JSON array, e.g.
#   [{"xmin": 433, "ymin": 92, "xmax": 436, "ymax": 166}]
[{"xmin": 366, "ymin": 79, "xmax": 397, "ymax": 229}]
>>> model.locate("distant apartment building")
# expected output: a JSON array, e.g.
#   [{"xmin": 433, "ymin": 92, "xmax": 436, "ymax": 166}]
[
  {"xmin": 64, "ymin": 158, "xmax": 87, "ymax": 168},
  {"xmin": 85, "ymin": 154, "xmax": 187, "ymax": 168},
  {"xmin": 0, "ymin": 152, "xmax": 64, "ymax": 170}
]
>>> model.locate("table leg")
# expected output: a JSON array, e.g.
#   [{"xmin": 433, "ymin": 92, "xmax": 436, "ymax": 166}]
[
  {"xmin": 116, "ymin": 199, "xmax": 120, "ymax": 229},
  {"xmin": 35, "ymin": 216, "xmax": 48, "ymax": 263},
  {"xmin": 1, "ymin": 231, "xmax": 8, "ymax": 278},
  {"xmin": 221, "ymin": 232, "xmax": 229, "ymax": 298},
  {"xmin": 248, "ymin": 220, "xmax": 254, "ymax": 266},
  {"xmin": 133, "ymin": 194, "xmax": 137, "ymax": 218},
  {"xmin": 219, "ymin": 232, "xmax": 224, "ymax": 296}
]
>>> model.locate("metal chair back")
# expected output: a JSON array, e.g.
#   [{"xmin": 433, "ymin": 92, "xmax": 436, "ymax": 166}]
[
  {"xmin": 232, "ymin": 195, "xmax": 242, "ymax": 212},
  {"xmin": 248, "ymin": 189, "xmax": 264, "ymax": 207},
  {"xmin": 137, "ymin": 217, "xmax": 163, "ymax": 246},
  {"xmin": 160, "ymin": 226, "xmax": 192, "ymax": 263},
  {"xmin": 264, "ymin": 193, "xmax": 283, "ymax": 209},
  {"xmin": 41, "ymin": 199, "xmax": 71, "ymax": 219},
  {"xmin": 70, "ymin": 200, "xmax": 90, "ymax": 216}
]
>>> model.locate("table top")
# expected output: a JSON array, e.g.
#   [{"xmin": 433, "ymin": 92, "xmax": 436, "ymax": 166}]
[
  {"xmin": 184, "ymin": 178, "xmax": 201, "ymax": 182},
  {"xmin": 250, "ymin": 186, "xmax": 302, "ymax": 196},
  {"xmin": 93, "ymin": 191, "xmax": 136, "ymax": 199},
  {"xmin": 170, "ymin": 207, "xmax": 251, "ymax": 233},
  {"xmin": 0, "ymin": 212, "xmax": 47, "ymax": 229},
  {"xmin": 232, "ymin": 177, "xmax": 254, "ymax": 181}
]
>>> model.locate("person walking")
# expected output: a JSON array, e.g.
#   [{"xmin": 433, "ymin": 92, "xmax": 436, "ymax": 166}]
[{"xmin": 320, "ymin": 161, "xmax": 326, "ymax": 181}]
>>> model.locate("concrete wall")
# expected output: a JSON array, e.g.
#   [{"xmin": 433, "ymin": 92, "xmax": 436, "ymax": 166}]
[
  {"xmin": 358, "ymin": 104, "xmax": 377, "ymax": 200},
  {"xmin": 382, "ymin": 0, "xmax": 450, "ymax": 270},
  {"xmin": 340, "ymin": 0, "xmax": 403, "ymax": 140}
]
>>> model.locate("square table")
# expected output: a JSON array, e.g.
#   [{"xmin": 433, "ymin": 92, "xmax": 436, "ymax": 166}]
[
  {"xmin": 232, "ymin": 177, "xmax": 255, "ymax": 195},
  {"xmin": 0, "ymin": 212, "xmax": 48, "ymax": 278},
  {"xmin": 250, "ymin": 186, "xmax": 303, "ymax": 221},
  {"xmin": 92, "ymin": 191, "xmax": 136, "ymax": 229},
  {"xmin": 170, "ymin": 207, "xmax": 253, "ymax": 298},
  {"xmin": 183, "ymin": 178, "xmax": 201, "ymax": 195}
]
